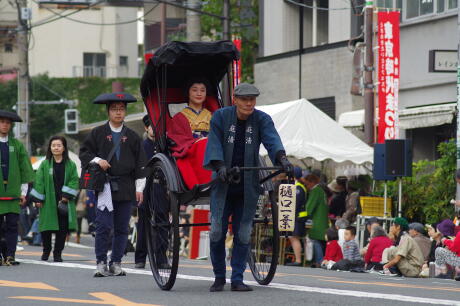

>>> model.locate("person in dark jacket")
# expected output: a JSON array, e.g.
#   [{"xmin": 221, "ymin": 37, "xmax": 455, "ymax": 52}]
[{"xmin": 79, "ymin": 92, "xmax": 147, "ymax": 277}]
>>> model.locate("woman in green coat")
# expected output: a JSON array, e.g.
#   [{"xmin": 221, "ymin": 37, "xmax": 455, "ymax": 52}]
[
  {"xmin": 304, "ymin": 173, "xmax": 329, "ymax": 267},
  {"xmin": 30, "ymin": 136, "xmax": 79, "ymax": 262}
]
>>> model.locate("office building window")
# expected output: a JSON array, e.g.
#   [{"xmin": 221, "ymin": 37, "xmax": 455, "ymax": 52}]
[
  {"xmin": 83, "ymin": 52, "xmax": 106, "ymax": 77},
  {"xmin": 308, "ymin": 97, "xmax": 335, "ymax": 120},
  {"xmin": 4, "ymin": 43, "xmax": 13, "ymax": 53},
  {"xmin": 449, "ymin": 0, "xmax": 458, "ymax": 8},
  {"xmin": 119, "ymin": 56, "xmax": 128, "ymax": 66}
]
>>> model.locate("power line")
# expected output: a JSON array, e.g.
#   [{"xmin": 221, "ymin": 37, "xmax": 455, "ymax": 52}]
[
  {"xmin": 30, "ymin": 0, "xmax": 159, "ymax": 26},
  {"xmin": 284, "ymin": 0, "xmax": 364, "ymax": 11},
  {"xmin": 29, "ymin": 0, "xmax": 105, "ymax": 29}
]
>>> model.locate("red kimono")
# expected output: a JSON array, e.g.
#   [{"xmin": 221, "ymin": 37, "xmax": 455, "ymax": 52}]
[
  {"xmin": 323, "ymin": 240, "xmax": 343, "ymax": 262},
  {"xmin": 168, "ymin": 108, "xmax": 212, "ymax": 189}
]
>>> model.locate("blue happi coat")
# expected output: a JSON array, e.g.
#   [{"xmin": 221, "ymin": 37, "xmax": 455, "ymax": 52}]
[{"xmin": 203, "ymin": 106, "xmax": 284, "ymax": 244}]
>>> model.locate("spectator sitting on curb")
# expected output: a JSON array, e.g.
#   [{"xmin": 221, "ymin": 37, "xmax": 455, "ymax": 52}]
[
  {"xmin": 335, "ymin": 218, "xmax": 349, "ymax": 250},
  {"xmin": 364, "ymin": 225, "xmax": 393, "ymax": 271},
  {"xmin": 426, "ymin": 223, "xmax": 444, "ymax": 263},
  {"xmin": 321, "ymin": 228, "xmax": 343, "ymax": 269},
  {"xmin": 360, "ymin": 217, "xmax": 381, "ymax": 257},
  {"xmin": 332, "ymin": 226, "xmax": 364, "ymax": 271},
  {"xmin": 408, "ymin": 222, "xmax": 431, "ymax": 262},
  {"xmin": 434, "ymin": 228, "xmax": 460, "ymax": 280},
  {"xmin": 382, "ymin": 217, "xmax": 424, "ymax": 277}
]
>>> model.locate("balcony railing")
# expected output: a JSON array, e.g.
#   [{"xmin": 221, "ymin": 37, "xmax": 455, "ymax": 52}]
[{"xmin": 72, "ymin": 65, "xmax": 129, "ymax": 78}]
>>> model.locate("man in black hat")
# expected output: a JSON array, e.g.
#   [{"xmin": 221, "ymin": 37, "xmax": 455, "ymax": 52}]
[
  {"xmin": 79, "ymin": 92, "xmax": 147, "ymax": 277},
  {"xmin": 204, "ymin": 83, "xmax": 293, "ymax": 292},
  {"xmin": 0, "ymin": 110, "xmax": 34, "ymax": 266}
]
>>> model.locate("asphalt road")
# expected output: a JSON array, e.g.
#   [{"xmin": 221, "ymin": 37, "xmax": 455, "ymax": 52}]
[{"xmin": 0, "ymin": 235, "xmax": 459, "ymax": 306}]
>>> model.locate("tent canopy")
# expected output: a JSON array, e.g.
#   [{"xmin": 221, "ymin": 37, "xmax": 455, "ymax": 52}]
[{"xmin": 257, "ymin": 99, "xmax": 373, "ymax": 164}]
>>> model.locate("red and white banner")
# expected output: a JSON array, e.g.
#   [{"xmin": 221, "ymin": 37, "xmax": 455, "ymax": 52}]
[
  {"xmin": 377, "ymin": 11, "xmax": 400, "ymax": 143},
  {"xmin": 232, "ymin": 37, "xmax": 242, "ymax": 87}
]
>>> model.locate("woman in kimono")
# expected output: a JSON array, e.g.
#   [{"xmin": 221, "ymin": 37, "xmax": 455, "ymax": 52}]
[
  {"xmin": 30, "ymin": 136, "xmax": 79, "ymax": 262},
  {"xmin": 167, "ymin": 77, "xmax": 213, "ymax": 189}
]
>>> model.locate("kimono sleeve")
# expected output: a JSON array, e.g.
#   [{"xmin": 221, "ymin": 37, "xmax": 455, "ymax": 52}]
[
  {"xmin": 203, "ymin": 110, "xmax": 225, "ymax": 170},
  {"xmin": 62, "ymin": 161, "xmax": 79, "ymax": 199},
  {"xmin": 259, "ymin": 112, "xmax": 284, "ymax": 165},
  {"xmin": 79, "ymin": 129, "xmax": 99, "ymax": 168},
  {"xmin": 30, "ymin": 162, "xmax": 46, "ymax": 202},
  {"xmin": 17, "ymin": 141, "xmax": 34, "ymax": 183}
]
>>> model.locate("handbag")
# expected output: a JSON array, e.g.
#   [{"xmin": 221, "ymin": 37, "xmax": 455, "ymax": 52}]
[
  {"xmin": 57, "ymin": 200, "xmax": 68, "ymax": 217},
  {"xmin": 79, "ymin": 127, "xmax": 126, "ymax": 192}
]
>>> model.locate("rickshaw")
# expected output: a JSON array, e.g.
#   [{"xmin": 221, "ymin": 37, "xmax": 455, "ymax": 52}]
[{"xmin": 140, "ymin": 40, "xmax": 284, "ymax": 291}]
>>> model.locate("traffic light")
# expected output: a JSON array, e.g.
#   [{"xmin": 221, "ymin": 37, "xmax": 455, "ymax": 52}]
[{"xmin": 65, "ymin": 109, "xmax": 79, "ymax": 134}]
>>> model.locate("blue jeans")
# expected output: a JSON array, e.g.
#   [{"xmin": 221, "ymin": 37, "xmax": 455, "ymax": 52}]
[
  {"xmin": 312, "ymin": 239, "xmax": 325, "ymax": 264},
  {"xmin": 210, "ymin": 194, "xmax": 250, "ymax": 284},
  {"xmin": 135, "ymin": 206, "xmax": 147, "ymax": 264},
  {"xmin": 30, "ymin": 218, "xmax": 42, "ymax": 245},
  {"xmin": 95, "ymin": 201, "xmax": 132, "ymax": 264}
]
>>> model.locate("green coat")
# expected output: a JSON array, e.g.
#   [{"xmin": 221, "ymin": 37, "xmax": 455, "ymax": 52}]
[
  {"xmin": 306, "ymin": 185, "xmax": 329, "ymax": 241},
  {"xmin": 30, "ymin": 159, "xmax": 79, "ymax": 232},
  {"xmin": 0, "ymin": 137, "xmax": 34, "ymax": 214}
]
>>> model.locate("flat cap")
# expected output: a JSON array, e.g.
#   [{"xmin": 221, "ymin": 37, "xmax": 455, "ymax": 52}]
[
  {"xmin": 93, "ymin": 92, "xmax": 137, "ymax": 105},
  {"xmin": 0, "ymin": 110, "xmax": 22, "ymax": 122},
  {"xmin": 234, "ymin": 83, "xmax": 260, "ymax": 97},
  {"xmin": 408, "ymin": 222, "xmax": 425, "ymax": 234}
]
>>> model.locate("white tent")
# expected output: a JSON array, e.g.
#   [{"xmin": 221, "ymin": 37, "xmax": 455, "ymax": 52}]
[
  {"xmin": 257, "ymin": 99, "xmax": 373, "ymax": 164},
  {"xmin": 32, "ymin": 151, "xmax": 82, "ymax": 176}
]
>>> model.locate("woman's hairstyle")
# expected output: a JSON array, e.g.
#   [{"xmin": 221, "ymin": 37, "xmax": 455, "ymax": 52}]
[
  {"xmin": 371, "ymin": 225, "xmax": 388, "ymax": 238},
  {"xmin": 183, "ymin": 77, "xmax": 211, "ymax": 98},
  {"xmin": 46, "ymin": 135, "xmax": 69, "ymax": 162},
  {"xmin": 304, "ymin": 173, "xmax": 320, "ymax": 184},
  {"xmin": 326, "ymin": 227, "xmax": 339, "ymax": 241}
]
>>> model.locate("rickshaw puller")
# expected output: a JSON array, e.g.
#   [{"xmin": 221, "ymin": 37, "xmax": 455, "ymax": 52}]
[{"xmin": 204, "ymin": 83, "xmax": 293, "ymax": 292}]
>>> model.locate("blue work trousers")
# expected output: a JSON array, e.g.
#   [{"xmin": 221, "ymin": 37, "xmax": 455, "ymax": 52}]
[
  {"xmin": 95, "ymin": 201, "xmax": 132, "ymax": 264},
  {"xmin": 210, "ymin": 194, "xmax": 250, "ymax": 284},
  {"xmin": 0, "ymin": 213, "xmax": 19, "ymax": 257}
]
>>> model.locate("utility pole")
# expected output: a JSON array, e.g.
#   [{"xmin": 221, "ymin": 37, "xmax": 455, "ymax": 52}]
[
  {"xmin": 456, "ymin": 2, "xmax": 460, "ymax": 213},
  {"xmin": 186, "ymin": 0, "xmax": 201, "ymax": 41},
  {"xmin": 222, "ymin": 0, "xmax": 230, "ymax": 40},
  {"xmin": 298, "ymin": 0, "xmax": 303, "ymax": 99},
  {"xmin": 363, "ymin": 1, "xmax": 374, "ymax": 146},
  {"xmin": 16, "ymin": 0, "xmax": 30, "ymax": 152},
  {"xmin": 160, "ymin": 3, "xmax": 167, "ymax": 45}
]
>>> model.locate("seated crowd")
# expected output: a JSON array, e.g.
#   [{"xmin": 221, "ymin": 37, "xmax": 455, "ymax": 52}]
[{"xmin": 282, "ymin": 168, "xmax": 460, "ymax": 280}]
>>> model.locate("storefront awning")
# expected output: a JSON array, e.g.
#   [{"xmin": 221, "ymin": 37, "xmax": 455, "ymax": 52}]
[
  {"xmin": 338, "ymin": 103, "xmax": 456, "ymax": 130},
  {"xmin": 398, "ymin": 103, "xmax": 456, "ymax": 129}
]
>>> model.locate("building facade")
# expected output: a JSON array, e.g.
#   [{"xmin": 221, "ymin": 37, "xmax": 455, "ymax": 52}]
[
  {"xmin": 0, "ymin": 1, "xmax": 20, "ymax": 81},
  {"xmin": 28, "ymin": 2, "xmax": 139, "ymax": 78},
  {"xmin": 256, "ymin": 0, "xmax": 458, "ymax": 161}
]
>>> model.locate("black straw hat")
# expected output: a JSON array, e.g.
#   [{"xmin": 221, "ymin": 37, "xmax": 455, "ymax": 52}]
[
  {"xmin": 0, "ymin": 110, "xmax": 22, "ymax": 122},
  {"xmin": 93, "ymin": 92, "xmax": 137, "ymax": 104}
]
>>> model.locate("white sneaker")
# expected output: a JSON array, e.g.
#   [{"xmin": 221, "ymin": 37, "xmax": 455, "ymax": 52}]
[{"xmin": 16, "ymin": 245, "xmax": 24, "ymax": 251}]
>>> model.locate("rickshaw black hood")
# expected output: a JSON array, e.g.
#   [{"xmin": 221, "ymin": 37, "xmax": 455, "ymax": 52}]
[{"xmin": 140, "ymin": 40, "xmax": 240, "ymax": 99}]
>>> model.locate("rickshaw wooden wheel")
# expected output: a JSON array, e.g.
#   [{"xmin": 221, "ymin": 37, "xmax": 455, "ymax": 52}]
[
  {"xmin": 248, "ymin": 190, "xmax": 279, "ymax": 285},
  {"xmin": 144, "ymin": 160, "xmax": 180, "ymax": 291}
]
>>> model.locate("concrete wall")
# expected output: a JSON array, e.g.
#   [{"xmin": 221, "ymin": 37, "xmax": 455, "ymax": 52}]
[
  {"xmin": 29, "ymin": 4, "xmax": 138, "ymax": 78},
  {"xmin": 328, "ymin": 0, "xmax": 350, "ymax": 43},
  {"xmin": 399, "ymin": 15, "xmax": 457, "ymax": 109},
  {"xmin": 0, "ymin": 1, "xmax": 19, "ymax": 69},
  {"xmin": 254, "ymin": 45, "xmax": 358, "ymax": 119}
]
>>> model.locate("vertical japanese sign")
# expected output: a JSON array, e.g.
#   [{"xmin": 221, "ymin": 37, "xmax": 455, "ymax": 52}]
[
  {"xmin": 278, "ymin": 184, "xmax": 296, "ymax": 232},
  {"xmin": 232, "ymin": 36, "xmax": 242, "ymax": 87},
  {"xmin": 377, "ymin": 11, "xmax": 400, "ymax": 143}
]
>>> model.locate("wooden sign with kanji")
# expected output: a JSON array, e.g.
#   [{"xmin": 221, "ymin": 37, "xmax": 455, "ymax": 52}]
[{"xmin": 278, "ymin": 184, "xmax": 296, "ymax": 232}]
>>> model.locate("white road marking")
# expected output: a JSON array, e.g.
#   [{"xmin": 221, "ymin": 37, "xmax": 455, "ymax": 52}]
[
  {"xmin": 17, "ymin": 259, "xmax": 460, "ymax": 306},
  {"xmin": 65, "ymin": 242, "xmax": 93, "ymax": 249}
]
